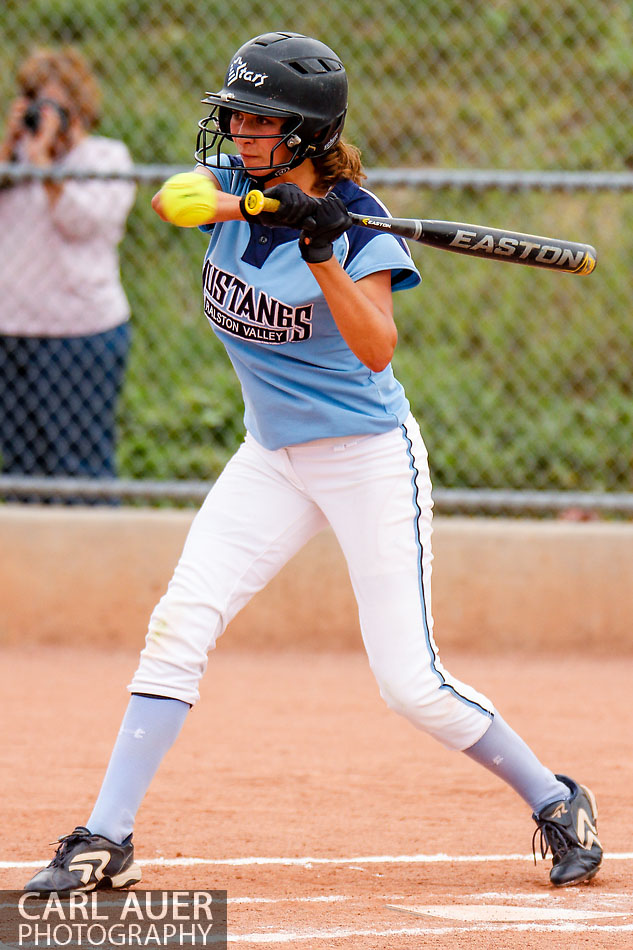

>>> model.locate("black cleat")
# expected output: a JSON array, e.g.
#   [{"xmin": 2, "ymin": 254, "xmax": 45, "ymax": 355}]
[
  {"xmin": 24, "ymin": 826, "xmax": 141, "ymax": 895},
  {"xmin": 532, "ymin": 774, "xmax": 603, "ymax": 886}
]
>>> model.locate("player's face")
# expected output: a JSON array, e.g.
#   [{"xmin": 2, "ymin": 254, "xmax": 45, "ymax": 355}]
[{"xmin": 228, "ymin": 111, "xmax": 291, "ymax": 173}]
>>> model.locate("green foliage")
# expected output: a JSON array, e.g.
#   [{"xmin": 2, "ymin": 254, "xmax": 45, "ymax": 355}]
[
  {"xmin": 3, "ymin": 0, "xmax": 633, "ymax": 168},
  {"xmin": 113, "ymin": 184, "xmax": 633, "ymax": 491},
  {"xmin": 117, "ymin": 196, "xmax": 245, "ymax": 481},
  {"xmin": 3, "ymin": 1, "xmax": 632, "ymax": 491},
  {"xmin": 390, "ymin": 188, "xmax": 633, "ymax": 491}
]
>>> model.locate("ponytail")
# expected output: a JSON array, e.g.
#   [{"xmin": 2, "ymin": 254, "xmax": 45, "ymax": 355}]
[{"xmin": 312, "ymin": 140, "xmax": 366, "ymax": 191}]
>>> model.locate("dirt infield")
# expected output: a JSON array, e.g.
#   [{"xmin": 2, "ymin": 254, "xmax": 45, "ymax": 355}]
[{"xmin": 2, "ymin": 645, "xmax": 632, "ymax": 948}]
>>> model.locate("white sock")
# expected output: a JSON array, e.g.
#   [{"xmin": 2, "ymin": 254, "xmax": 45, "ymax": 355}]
[
  {"xmin": 463, "ymin": 713, "xmax": 569, "ymax": 814},
  {"xmin": 87, "ymin": 694, "xmax": 190, "ymax": 843}
]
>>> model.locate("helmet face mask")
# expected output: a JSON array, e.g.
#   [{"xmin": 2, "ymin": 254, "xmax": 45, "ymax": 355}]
[
  {"xmin": 195, "ymin": 32, "xmax": 348, "ymax": 177},
  {"xmin": 196, "ymin": 102, "xmax": 305, "ymax": 176}
]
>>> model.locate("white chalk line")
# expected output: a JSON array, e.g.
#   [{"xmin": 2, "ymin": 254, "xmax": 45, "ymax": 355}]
[
  {"xmin": 226, "ymin": 922, "xmax": 633, "ymax": 942},
  {"xmin": 2, "ymin": 890, "xmax": 629, "ymax": 908},
  {"xmin": 277, "ymin": 890, "xmax": 626, "ymax": 912},
  {"xmin": 230, "ymin": 894, "xmax": 355, "ymax": 904},
  {"xmin": 225, "ymin": 889, "xmax": 633, "ymax": 941},
  {"xmin": 387, "ymin": 903, "xmax": 631, "ymax": 922},
  {"xmin": 3, "ymin": 867, "xmax": 631, "ymax": 943},
  {"xmin": 4, "ymin": 851, "xmax": 633, "ymax": 870},
  {"xmin": 0, "ymin": 891, "xmax": 629, "ymax": 908},
  {"xmin": 477, "ymin": 890, "xmax": 628, "ymax": 901}
]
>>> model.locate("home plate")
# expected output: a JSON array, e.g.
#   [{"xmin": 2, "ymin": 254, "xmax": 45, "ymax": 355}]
[{"xmin": 386, "ymin": 904, "xmax": 629, "ymax": 922}]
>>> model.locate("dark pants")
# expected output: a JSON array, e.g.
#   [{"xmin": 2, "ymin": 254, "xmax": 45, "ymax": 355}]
[{"xmin": 0, "ymin": 324, "xmax": 130, "ymax": 500}]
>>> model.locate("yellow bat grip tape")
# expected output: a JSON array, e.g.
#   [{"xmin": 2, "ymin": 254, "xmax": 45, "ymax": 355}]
[
  {"xmin": 573, "ymin": 251, "xmax": 597, "ymax": 275},
  {"xmin": 244, "ymin": 190, "xmax": 281, "ymax": 215}
]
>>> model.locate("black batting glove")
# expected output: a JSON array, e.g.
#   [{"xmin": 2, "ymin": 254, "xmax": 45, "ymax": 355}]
[
  {"xmin": 299, "ymin": 193, "xmax": 353, "ymax": 263},
  {"xmin": 239, "ymin": 183, "xmax": 318, "ymax": 228}
]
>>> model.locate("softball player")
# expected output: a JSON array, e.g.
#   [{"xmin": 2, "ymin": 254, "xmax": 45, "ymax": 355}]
[{"xmin": 25, "ymin": 32, "xmax": 602, "ymax": 895}]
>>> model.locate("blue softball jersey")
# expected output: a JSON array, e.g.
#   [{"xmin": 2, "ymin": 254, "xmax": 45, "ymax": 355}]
[{"xmin": 199, "ymin": 155, "xmax": 421, "ymax": 450}]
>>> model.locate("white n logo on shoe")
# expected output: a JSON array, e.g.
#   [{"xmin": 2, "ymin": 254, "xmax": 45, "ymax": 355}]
[
  {"xmin": 576, "ymin": 807, "xmax": 601, "ymax": 851},
  {"xmin": 68, "ymin": 850, "xmax": 112, "ymax": 886}
]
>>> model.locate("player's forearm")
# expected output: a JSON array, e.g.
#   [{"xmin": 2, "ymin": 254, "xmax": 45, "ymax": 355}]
[
  {"xmin": 210, "ymin": 191, "xmax": 246, "ymax": 222},
  {"xmin": 306, "ymin": 259, "xmax": 397, "ymax": 372}
]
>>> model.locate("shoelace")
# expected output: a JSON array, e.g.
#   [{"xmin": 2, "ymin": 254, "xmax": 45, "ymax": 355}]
[
  {"xmin": 47, "ymin": 829, "xmax": 91, "ymax": 867},
  {"xmin": 532, "ymin": 819, "xmax": 573, "ymax": 865}
]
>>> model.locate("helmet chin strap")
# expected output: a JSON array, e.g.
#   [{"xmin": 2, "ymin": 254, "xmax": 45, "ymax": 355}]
[
  {"xmin": 247, "ymin": 159, "xmax": 302, "ymax": 187},
  {"xmin": 249, "ymin": 134, "xmax": 306, "ymax": 186},
  {"xmin": 249, "ymin": 168, "xmax": 288, "ymax": 187}
]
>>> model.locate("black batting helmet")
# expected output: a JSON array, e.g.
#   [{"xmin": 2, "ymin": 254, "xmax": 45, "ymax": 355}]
[{"xmin": 195, "ymin": 32, "xmax": 348, "ymax": 175}]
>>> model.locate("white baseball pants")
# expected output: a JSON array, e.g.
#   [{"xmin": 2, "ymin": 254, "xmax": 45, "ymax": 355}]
[{"xmin": 130, "ymin": 413, "xmax": 495, "ymax": 751}]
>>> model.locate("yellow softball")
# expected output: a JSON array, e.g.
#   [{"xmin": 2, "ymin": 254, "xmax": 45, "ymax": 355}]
[{"xmin": 159, "ymin": 172, "xmax": 218, "ymax": 227}]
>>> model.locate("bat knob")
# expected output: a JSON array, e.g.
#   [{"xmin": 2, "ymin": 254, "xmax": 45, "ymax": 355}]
[{"xmin": 244, "ymin": 190, "xmax": 266, "ymax": 215}]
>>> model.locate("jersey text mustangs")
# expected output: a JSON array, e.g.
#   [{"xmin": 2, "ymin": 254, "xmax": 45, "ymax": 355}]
[{"xmin": 203, "ymin": 259, "xmax": 313, "ymax": 344}]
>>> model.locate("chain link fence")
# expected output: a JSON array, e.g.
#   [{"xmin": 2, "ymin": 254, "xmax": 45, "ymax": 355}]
[{"xmin": 2, "ymin": 2, "xmax": 632, "ymax": 509}]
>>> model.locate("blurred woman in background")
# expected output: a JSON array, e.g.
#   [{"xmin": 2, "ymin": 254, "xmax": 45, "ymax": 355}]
[{"xmin": 0, "ymin": 47, "xmax": 136, "ymax": 498}]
